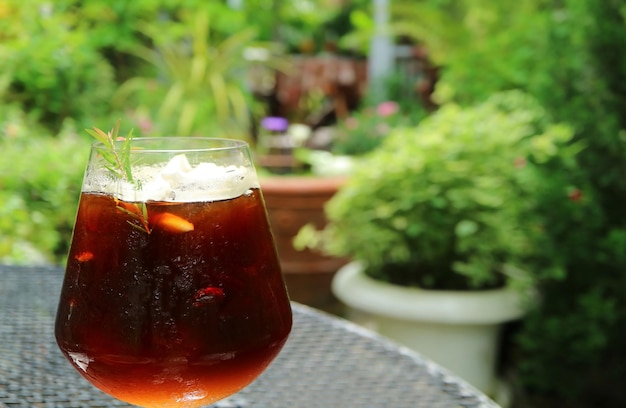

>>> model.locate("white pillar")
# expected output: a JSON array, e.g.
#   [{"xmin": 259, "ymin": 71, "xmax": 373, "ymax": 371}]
[
  {"xmin": 227, "ymin": 0, "xmax": 243, "ymax": 10},
  {"xmin": 368, "ymin": 0, "xmax": 394, "ymax": 102}
]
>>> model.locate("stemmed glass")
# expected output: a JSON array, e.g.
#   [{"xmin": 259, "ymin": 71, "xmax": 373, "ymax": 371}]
[{"xmin": 55, "ymin": 136, "xmax": 292, "ymax": 407}]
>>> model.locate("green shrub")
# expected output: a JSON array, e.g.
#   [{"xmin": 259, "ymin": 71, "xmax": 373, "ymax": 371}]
[
  {"xmin": 389, "ymin": 1, "xmax": 626, "ymax": 404},
  {"xmin": 307, "ymin": 91, "xmax": 588, "ymax": 291},
  {"xmin": 1, "ymin": 2, "xmax": 117, "ymax": 132},
  {"xmin": 0, "ymin": 113, "xmax": 87, "ymax": 264}
]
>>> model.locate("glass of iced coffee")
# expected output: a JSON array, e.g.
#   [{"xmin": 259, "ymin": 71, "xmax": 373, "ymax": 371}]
[{"xmin": 55, "ymin": 135, "xmax": 292, "ymax": 407}]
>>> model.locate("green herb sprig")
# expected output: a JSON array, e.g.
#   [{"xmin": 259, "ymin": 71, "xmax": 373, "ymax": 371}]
[
  {"xmin": 86, "ymin": 120, "xmax": 135, "ymax": 183},
  {"xmin": 86, "ymin": 121, "xmax": 151, "ymax": 234}
]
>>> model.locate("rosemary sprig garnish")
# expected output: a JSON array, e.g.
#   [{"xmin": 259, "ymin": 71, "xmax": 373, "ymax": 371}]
[
  {"xmin": 115, "ymin": 199, "xmax": 152, "ymax": 234},
  {"xmin": 86, "ymin": 121, "xmax": 151, "ymax": 234},
  {"xmin": 86, "ymin": 120, "xmax": 135, "ymax": 183}
]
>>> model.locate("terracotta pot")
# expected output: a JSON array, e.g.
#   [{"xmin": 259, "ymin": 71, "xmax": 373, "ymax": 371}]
[{"xmin": 260, "ymin": 176, "xmax": 348, "ymax": 313}]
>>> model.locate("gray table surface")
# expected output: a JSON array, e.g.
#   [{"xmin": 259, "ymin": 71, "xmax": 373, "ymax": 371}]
[{"xmin": 0, "ymin": 265, "xmax": 500, "ymax": 408}]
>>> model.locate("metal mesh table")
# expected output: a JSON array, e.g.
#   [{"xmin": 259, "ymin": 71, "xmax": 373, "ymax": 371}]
[{"xmin": 0, "ymin": 265, "xmax": 500, "ymax": 408}]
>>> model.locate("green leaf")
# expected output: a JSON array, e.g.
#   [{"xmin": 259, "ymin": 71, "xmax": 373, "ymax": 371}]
[{"xmin": 455, "ymin": 220, "xmax": 479, "ymax": 237}]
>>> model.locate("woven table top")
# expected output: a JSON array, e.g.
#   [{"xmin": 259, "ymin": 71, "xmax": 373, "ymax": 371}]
[{"xmin": 0, "ymin": 265, "xmax": 500, "ymax": 408}]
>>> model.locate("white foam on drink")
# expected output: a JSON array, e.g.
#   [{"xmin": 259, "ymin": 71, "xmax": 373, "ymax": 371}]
[{"xmin": 85, "ymin": 154, "xmax": 259, "ymax": 202}]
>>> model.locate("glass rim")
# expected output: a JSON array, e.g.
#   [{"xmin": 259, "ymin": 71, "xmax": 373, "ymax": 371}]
[{"xmin": 91, "ymin": 137, "xmax": 250, "ymax": 153}]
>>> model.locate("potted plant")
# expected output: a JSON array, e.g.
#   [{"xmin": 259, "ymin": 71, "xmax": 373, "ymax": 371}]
[
  {"xmin": 296, "ymin": 90, "xmax": 584, "ymax": 397},
  {"xmin": 260, "ymin": 98, "xmax": 426, "ymax": 313}
]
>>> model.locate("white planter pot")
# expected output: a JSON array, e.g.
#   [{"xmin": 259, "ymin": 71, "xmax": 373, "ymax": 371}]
[{"xmin": 332, "ymin": 262, "xmax": 527, "ymax": 396}]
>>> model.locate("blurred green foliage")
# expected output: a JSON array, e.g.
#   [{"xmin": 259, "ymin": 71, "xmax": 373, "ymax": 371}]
[
  {"xmin": 114, "ymin": 12, "xmax": 275, "ymax": 139},
  {"xmin": 310, "ymin": 91, "xmax": 588, "ymax": 292},
  {"xmin": 1, "ymin": 2, "xmax": 117, "ymax": 132},
  {"xmin": 0, "ymin": 0, "xmax": 354, "ymax": 265},
  {"xmin": 0, "ymin": 108, "xmax": 86, "ymax": 264},
  {"xmin": 2, "ymin": 0, "xmax": 626, "ymax": 405},
  {"xmin": 390, "ymin": 1, "xmax": 626, "ymax": 405},
  {"xmin": 331, "ymin": 100, "xmax": 425, "ymax": 156}
]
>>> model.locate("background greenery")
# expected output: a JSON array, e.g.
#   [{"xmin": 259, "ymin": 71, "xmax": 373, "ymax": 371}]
[
  {"xmin": 2, "ymin": 0, "xmax": 626, "ymax": 406},
  {"xmin": 390, "ymin": 1, "xmax": 626, "ymax": 406},
  {"xmin": 311, "ymin": 90, "xmax": 587, "ymax": 292},
  {"xmin": 0, "ymin": 0, "xmax": 352, "ymax": 263}
]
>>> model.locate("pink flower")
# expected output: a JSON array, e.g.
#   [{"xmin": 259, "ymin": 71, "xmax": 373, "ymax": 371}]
[
  {"xmin": 569, "ymin": 188, "xmax": 583, "ymax": 202},
  {"xmin": 376, "ymin": 122, "xmax": 390, "ymax": 135},
  {"xmin": 4, "ymin": 123, "xmax": 19, "ymax": 138},
  {"xmin": 345, "ymin": 117, "xmax": 359, "ymax": 130},
  {"xmin": 377, "ymin": 101, "xmax": 399, "ymax": 117},
  {"xmin": 514, "ymin": 157, "xmax": 527, "ymax": 168},
  {"xmin": 138, "ymin": 117, "xmax": 154, "ymax": 134}
]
